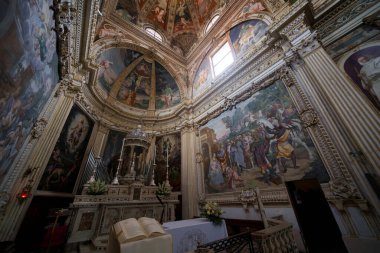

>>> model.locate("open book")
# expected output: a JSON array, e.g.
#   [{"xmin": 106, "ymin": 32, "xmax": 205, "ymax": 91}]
[{"xmin": 113, "ymin": 217, "xmax": 166, "ymax": 244}]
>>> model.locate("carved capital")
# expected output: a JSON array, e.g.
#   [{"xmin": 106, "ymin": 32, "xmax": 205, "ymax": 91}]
[
  {"xmin": 292, "ymin": 32, "xmax": 320, "ymax": 57},
  {"xmin": 30, "ymin": 118, "xmax": 48, "ymax": 141},
  {"xmin": 238, "ymin": 188, "xmax": 257, "ymax": 210},
  {"xmin": 74, "ymin": 93, "xmax": 100, "ymax": 121},
  {"xmin": 299, "ymin": 108, "xmax": 319, "ymax": 128}
]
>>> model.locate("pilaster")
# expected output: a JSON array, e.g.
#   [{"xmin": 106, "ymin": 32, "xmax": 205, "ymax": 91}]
[
  {"xmin": 181, "ymin": 126, "xmax": 198, "ymax": 219},
  {"xmin": 280, "ymin": 12, "xmax": 380, "ymax": 214},
  {"xmin": 92, "ymin": 124, "xmax": 109, "ymax": 158},
  {"xmin": 0, "ymin": 78, "xmax": 81, "ymax": 241}
]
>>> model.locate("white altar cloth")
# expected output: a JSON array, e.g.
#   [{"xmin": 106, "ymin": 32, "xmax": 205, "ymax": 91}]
[{"xmin": 163, "ymin": 218, "xmax": 228, "ymax": 253}]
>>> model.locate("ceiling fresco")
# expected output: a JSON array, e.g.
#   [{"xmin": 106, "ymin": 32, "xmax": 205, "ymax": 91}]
[
  {"xmin": 115, "ymin": 0, "xmax": 227, "ymax": 55},
  {"xmin": 96, "ymin": 48, "xmax": 181, "ymax": 110}
]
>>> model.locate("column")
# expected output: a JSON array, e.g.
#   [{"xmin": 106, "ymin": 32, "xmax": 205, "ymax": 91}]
[
  {"xmin": 92, "ymin": 124, "xmax": 109, "ymax": 158},
  {"xmin": 181, "ymin": 126, "xmax": 198, "ymax": 219}
]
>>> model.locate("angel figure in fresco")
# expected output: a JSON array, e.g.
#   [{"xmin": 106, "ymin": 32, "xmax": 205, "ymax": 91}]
[
  {"xmin": 161, "ymin": 84, "xmax": 174, "ymax": 107},
  {"xmin": 98, "ymin": 60, "xmax": 117, "ymax": 87},
  {"xmin": 67, "ymin": 119, "xmax": 87, "ymax": 153},
  {"xmin": 153, "ymin": 0, "xmax": 168, "ymax": 24}
]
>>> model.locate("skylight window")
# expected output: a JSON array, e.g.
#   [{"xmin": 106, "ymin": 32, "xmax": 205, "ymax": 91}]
[
  {"xmin": 145, "ymin": 28, "xmax": 163, "ymax": 42},
  {"xmin": 205, "ymin": 15, "xmax": 220, "ymax": 33},
  {"xmin": 211, "ymin": 43, "xmax": 234, "ymax": 77}
]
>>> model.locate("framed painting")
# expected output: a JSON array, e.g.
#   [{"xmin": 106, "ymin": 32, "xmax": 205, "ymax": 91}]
[
  {"xmin": 197, "ymin": 67, "xmax": 353, "ymax": 203},
  {"xmin": 37, "ymin": 104, "xmax": 94, "ymax": 194},
  {"xmin": 200, "ymin": 80, "xmax": 329, "ymax": 194}
]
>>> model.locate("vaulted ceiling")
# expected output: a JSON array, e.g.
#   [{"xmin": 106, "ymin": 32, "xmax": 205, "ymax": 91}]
[{"xmin": 113, "ymin": 0, "xmax": 227, "ymax": 55}]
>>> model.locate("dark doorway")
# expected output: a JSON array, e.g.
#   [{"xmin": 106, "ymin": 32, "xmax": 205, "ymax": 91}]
[
  {"xmin": 285, "ymin": 179, "xmax": 348, "ymax": 253},
  {"xmin": 15, "ymin": 196, "xmax": 73, "ymax": 252}
]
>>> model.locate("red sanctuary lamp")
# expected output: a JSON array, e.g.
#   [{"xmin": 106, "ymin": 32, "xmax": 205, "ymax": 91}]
[{"xmin": 17, "ymin": 186, "xmax": 32, "ymax": 202}]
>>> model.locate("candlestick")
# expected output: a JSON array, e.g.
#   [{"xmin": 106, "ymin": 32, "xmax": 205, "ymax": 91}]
[
  {"xmin": 166, "ymin": 145, "xmax": 169, "ymax": 167},
  {"xmin": 112, "ymin": 138, "xmax": 125, "ymax": 185},
  {"xmin": 153, "ymin": 145, "xmax": 156, "ymax": 165}
]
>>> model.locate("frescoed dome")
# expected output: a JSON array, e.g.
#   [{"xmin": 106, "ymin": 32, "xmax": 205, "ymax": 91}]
[{"xmin": 96, "ymin": 48, "xmax": 181, "ymax": 111}]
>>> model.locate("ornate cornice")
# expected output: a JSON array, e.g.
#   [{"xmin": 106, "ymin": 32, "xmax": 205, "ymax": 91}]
[{"xmin": 314, "ymin": 0, "xmax": 379, "ymax": 39}]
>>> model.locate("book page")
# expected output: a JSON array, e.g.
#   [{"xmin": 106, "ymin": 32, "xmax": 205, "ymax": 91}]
[
  {"xmin": 138, "ymin": 217, "xmax": 166, "ymax": 237},
  {"xmin": 114, "ymin": 218, "xmax": 147, "ymax": 243}
]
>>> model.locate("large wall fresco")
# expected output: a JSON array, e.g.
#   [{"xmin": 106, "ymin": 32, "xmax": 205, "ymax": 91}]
[
  {"xmin": 38, "ymin": 105, "xmax": 94, "ymax": 193},
  {"xmin": 326, "ymin": 24, "xmax": 380, "ymax": 110},
  {"xmin": 155, "ymin": 62, "xmax": 181, "ymax": 109},
  {"xmin": 229, "ymin": 19, "xmax": 268, "ymax": 57},
  {"xmin": 0, "ymin": 0, "xmax": 59, "ymax": 185},
  {"xmin": 200, "ymin": 80, "xmax": 329, "ymax": 194},
  {"xmin": 155, "ymin": 133, "xmax": 181, "ymax": 191},
  {"xmin": 97, "ymin": 48, "xmax": 142, "ymax": 92},
  {"xmin": 102, "ymin": 130, "xmax": 126, "ymax": 179}
]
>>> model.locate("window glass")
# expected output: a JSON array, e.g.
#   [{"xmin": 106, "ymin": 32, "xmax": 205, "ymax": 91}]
[
  {"xmin": 212, "ymin": 43, "xmax": 234, "ymax": 76},
  {"xmin": 145, "ymin": 28, "xmax": 163, "ymax": 42},
  {"xmin": 205, "ymin": 15, "xmax": 220, "ymax": 33}
]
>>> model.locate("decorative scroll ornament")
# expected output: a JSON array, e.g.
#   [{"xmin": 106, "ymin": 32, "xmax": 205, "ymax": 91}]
[
  {"xmin": 277, "ymin": 67, "xmax": 294, "ymax": 87},
  {"xmin": 51, "ymin": 0, "xmax": 77, "ymax": 78},
  {"xmin": 299, "ymin": 108, "xmax": 318, "ymax": 128},
  {"xmin": 30, "ymin": 118, "xmax": 48, "ymax": 140},
  {"xmin": 222, "ymin": 97, "xmax": 237, "ymax": 111},
  {"xmin": 330, "ymin": 178, "xmax": 360, "ymax": 199},
  {"xmin": 74, "ymin": 92, "xmax": 100, "ymax": 121},
  {"xmin": 280, "ymin": 12, "xmax": 309, "ymax": 42}
]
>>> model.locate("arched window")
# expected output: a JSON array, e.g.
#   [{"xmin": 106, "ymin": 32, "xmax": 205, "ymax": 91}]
[
  {"xmin": 145, "ymin": 28, "xmax": 163, "ymax": 42},
  {"xmin": 205, "ymin": 15, "xmax": 220, "ymax": 33},
  {"xmin": 211, "ymin": 42, "xmax": 234, "ymax": 77}
]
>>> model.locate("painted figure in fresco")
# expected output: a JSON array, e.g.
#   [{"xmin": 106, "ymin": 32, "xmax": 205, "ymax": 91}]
[
  {"xmin": 358, "ymin": 55, "xmax": 380, "ymax": 104},
  {"xmin": 233, "ymin": 21, "xmax": 267, "ymax": 54},
  {"xmin": 98, "ymin": 60, "xmax": 117, "ymax": 87},
  {"xmin": 152, "ymin": 0, "xmax": 168, "ymax": 24},
  {"xmin": 215, "ymin": 143, "xmax": 228, "ymax": 172},
  {"xmin": 67, "ymin": 119, "xmax": 86, "ymax": 153},
  {"xmin": 162, "ymin": 85, "xmax": 173, "ymax": 107},
  {"xmin": 226, "ymin": 166, "xmax": 243, "ymax": 190},
  {"xmin": 250, "ymin": 124, "xmax": 272, "ymax": 174},
  {"xmin": 208, "ymin": 153, "xmax": 225, "ymax": 185}
]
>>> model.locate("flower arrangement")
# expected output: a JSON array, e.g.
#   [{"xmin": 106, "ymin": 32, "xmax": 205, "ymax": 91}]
[
  {"xmin": 86, "ymin": 180, "xmax": 108, "ymax": 195},
  {"xmin": 155, "ymin": 183, "xmax": 171, "ymax": 197},
  {"xmin": 200, "ymin": 201, "xmax": 224, "ymax": 225}
]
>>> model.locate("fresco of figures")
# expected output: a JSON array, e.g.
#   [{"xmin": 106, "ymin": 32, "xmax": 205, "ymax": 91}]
[
  {"xmin": 238, "ymin": 1, "xmax": 266, "ymax": 19},
  {"xmin": 102, "ymin": 130, "xmax": 126, "ymax": 179},
  {"xmin": 96, "ymin": 48, "xmax": 142, "ymax": 92},
  {"xmin": 155, "ymin": 133, "xmax": 181, "ymax": 191},
  {"xmin": 0, "ymin": 0, "xmax": 59, "ymax": 185},
  {"xmin": 38, "ymin": 105, "xmax": 94, "ymax": 193},
  {"xmin": 192, "ymin": 18, "xmax": 268, "ymax": 98},
  {"xmin": 328, "ymin": 24, "xmax": 380, "ymax": 110},
  {"xmin": 116, "ymin": 0, "xmax": 139, "ymax": 24},
  {"xmin": 96, "ymin": 48, "xmax": 181, "ymax": 110},
  {"xmin": 229, "ymin": 19, "xmax": 268, "ymax": 57},
  {"xmin": 200, "ymin": 80, "xmax": 329, "ymax": 193},
  {"xmin": 174, "ymin": 1, "xmax": 195, "ymax": 33},
  {"xmin": 155, "ymin": 62, "xmax": 181, "ymax": 109}
]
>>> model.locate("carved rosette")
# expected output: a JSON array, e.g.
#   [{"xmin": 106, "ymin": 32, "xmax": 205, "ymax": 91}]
[
  {"xmin": 30, "ymin": 118, "xmax": 48, "ymax": 140},
  {"xmin": 299, "ymin": 108, "xmax": 319, "ymax": 128}
]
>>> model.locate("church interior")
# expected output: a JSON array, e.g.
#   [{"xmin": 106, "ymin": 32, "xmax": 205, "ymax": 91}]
[{"xmin": 0, "ymin": 0, "xmax": 380, "ymax": 252}]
